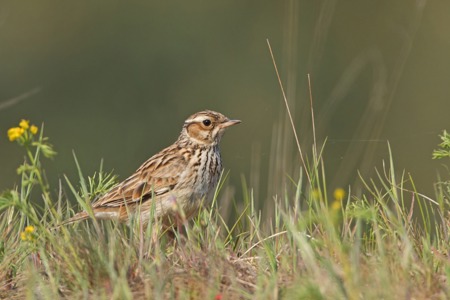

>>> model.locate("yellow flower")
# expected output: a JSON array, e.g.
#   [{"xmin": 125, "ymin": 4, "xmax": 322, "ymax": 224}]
[
  {"xmin": 331, "ymin": 188, "xmax": 346, "ymax": 212},
  {"xmin": 30, "ymin": 125, "xmax": 38, "ymax": 135},
  {"xmin": 20, "ymin": 225, "xmax": 36, "ymax": 241},
  {"xmin": 7, "ymin": 127, "xmax": 24, "ymax": 142},
  {"xmin": 25, "ymin": 225, "xmax": 35, "ymax": 233},
  {"xmin": 331, "ymin": 199, "xmax": 342, "ymax": 211},
  {"xmin": 333, "ymin": 188, "xmax": 346, "ymax": 201},
  {"xmin": 19, "ymin": 119, "xmax": 30, "ymax": 130}
]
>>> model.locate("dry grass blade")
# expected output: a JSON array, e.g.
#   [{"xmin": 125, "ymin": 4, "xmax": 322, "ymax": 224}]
[
  {"xmin": 266, "ymin": 39, "xmax": 311, "ymax": 185},
  {"xmin": 307, "ymin": 74, "xmax": 318, "ymax": 159},
  {"xmin": 0, "ymin": 87, "xmax": 41, "ymax": 111}
]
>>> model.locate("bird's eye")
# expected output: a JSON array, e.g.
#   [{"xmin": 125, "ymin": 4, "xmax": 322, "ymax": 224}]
[{"xmin": 202, "ymin": 119, "xmax": 212, "ymax": 127}]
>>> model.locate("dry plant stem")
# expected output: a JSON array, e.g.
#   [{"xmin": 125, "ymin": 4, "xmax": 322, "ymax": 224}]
[
  {"xmin": 0, "ymin": 87, "xmax": 41, "ymax": 111},
  {"xmin": 240, "ymin": 230, "xmax": 287, "ymax": 257},
  {"xmin": 266, "ymin": 39, "xmax": 312, "ymax": 185},
  {"xmin": 307, "ymin": 74, "xmax": 318, "ymax": 159}
]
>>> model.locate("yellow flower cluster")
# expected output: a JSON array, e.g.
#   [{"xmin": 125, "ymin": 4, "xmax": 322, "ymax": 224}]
[
  {"xmin": 7, "ymin": 127, "xmax": 24, "ymax": 141},
  {"xmin": 20, "ymin": 225, "xmax": 36, "ymax": 241},
  {"xmin": 7, "ymin": 119, "xmax": 39, "ymax": 142},
  {"xmin": 331, "ymin": 188, "xmax": 346, "ymax": 211}
]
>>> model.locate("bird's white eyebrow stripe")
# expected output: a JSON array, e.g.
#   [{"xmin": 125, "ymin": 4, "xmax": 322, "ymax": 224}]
[{"xmin": 185, "ymin": 116, "xmax": 209, "ymax": 123}]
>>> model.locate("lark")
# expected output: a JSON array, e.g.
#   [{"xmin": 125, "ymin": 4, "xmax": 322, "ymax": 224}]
[{"xmin": 66, "ymin": 110, "xmax": 240, "ymax": 227}]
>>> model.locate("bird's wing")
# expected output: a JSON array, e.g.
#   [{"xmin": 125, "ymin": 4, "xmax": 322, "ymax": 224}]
[{"xmin": 93, "ymin": 146, "xmax": 189, "ymax": 208}]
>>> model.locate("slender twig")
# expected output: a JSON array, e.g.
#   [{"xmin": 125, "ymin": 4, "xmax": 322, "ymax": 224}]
[{"xmin": 266, "ymin": 39, "xmax": 311, "ymax": 184}]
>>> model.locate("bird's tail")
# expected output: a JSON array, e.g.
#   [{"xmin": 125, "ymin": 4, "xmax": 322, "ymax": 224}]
[{"xmin": 56, "ymin": 211, "xmax": 90, "ymax": 227}]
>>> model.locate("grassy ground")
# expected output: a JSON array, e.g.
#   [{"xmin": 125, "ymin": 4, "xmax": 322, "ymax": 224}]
[{"xmin": 1, "ymin": 118, "xmax": 450, "ymax": 300}]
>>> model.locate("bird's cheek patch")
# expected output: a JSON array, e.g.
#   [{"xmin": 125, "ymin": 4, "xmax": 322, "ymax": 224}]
[{"xmin": 187, "ymin": 123, "xmax": 209, "ymax": 141}]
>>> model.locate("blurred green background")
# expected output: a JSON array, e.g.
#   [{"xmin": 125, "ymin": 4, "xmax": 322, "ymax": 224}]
[{"xmin": 1, "ymin": 1, "xmax": 449, "ymax": 208}]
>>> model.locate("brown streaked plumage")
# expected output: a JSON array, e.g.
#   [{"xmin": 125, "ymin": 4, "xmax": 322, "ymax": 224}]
[{"xmin": 65, "ymin": 110, "xmax": 240, "ymax": 226}]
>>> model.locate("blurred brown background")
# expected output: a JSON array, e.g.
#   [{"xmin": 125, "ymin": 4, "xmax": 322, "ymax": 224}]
[{"xmin": 1, "ymin": 1, "xmax": 449, "ymax": 207}]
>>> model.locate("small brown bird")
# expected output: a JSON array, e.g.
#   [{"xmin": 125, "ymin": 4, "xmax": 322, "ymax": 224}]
[{"xmin": 66, "ymin": 110, "xmax": 240, "ymax": 227}]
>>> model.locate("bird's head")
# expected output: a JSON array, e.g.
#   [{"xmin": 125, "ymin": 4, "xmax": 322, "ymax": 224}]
[{"xmin": 181, "ymin": 110, "xmax": 241, "ymax": 146}]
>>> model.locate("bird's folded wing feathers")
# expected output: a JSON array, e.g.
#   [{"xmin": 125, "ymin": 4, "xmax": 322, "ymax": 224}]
[{"xmin": 92, "ymin": 149, "xmax": 187, "ymax": 208}]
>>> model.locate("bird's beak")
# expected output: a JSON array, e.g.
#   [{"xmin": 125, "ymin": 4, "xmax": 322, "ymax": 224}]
[{"xmin": 220, "ymin": 119, "xmax": 241, "ymax": 129}]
